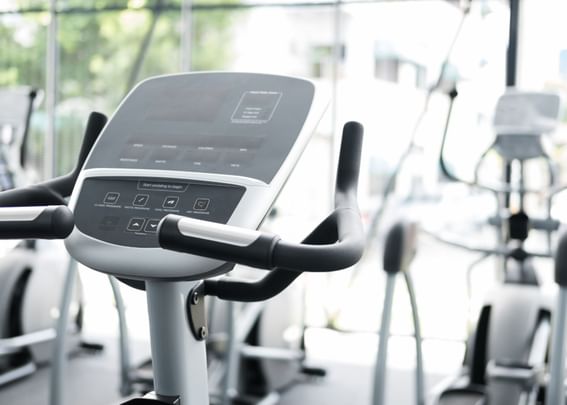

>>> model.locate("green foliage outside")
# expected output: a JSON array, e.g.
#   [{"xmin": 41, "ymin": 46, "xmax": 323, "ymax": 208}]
[{"xmin": 0, "ymin": 0, "xmax": 240, "ymax": 176}]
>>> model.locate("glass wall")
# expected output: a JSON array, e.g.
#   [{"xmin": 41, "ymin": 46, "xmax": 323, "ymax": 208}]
[
  {"xmin": 0, "ymin": 6, "xmax": 48, "ymax": 181},
  {"xmin": 56, "ymin": 5, "xmax": 182, "ymax": 174},
  {"xmin": 0, "ymin": 0, "xmax": 512, "ymax": 347}
]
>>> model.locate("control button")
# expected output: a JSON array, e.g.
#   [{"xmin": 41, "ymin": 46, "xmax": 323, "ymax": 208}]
[
  {"xmin": 133, "ymin": 194, "xmax": 150, "ymax": 207},
  {"xmin": 144, "ymin": 219, "xmax": 160, "ymax": 233},
  {"xmin": 103, "ymin": 192, "xmax": 120, "ymax": 204},
  {"xmin": 127, "ymin": 218, "xmax": 146, "ymax": 232},
  {"xmin": 99, "ymin": 216, "xmax": 120, "ymax": 231},
  {"xmin": 163, "ymin": 196, "xmax": 179, "ymax": 209},
  {"xmin": 193, "ymin": 198, "xmax": 210, "ymax": 211}
]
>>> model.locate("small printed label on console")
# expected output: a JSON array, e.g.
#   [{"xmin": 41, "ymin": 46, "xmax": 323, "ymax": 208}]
[
  {"xmin": 137, "ymin": 181, "xmax": 188, "ymax": 192},
  {"xmin": 231, "ymin": 91, "xmax": 282, "ymax": 124}
]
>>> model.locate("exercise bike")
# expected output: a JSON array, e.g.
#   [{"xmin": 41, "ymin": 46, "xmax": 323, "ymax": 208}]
[{"xmin": 0, "ymin": 72, "xmax": 366, "ymax": 405}]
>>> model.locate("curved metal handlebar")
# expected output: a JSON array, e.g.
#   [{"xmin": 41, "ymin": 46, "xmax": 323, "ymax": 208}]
[
  {"xmin": 0, "ymin": 112, "xmax": 107, "ymax": 240},
  {"xmin": 159, "ymin": 121, "xmax": 365, "ymax": 273},
  {"xmin": 0, "ymin": 111, "xmax": 107, "ymax": 208},
  {"xmin": 422, "ymin": 228, "xmax": 552, "ymax": 259}
]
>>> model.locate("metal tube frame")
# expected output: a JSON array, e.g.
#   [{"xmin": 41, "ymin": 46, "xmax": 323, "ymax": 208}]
[
  {"xmin": 545, "ymin": 288, "xmax": 567, "ymax": 405},
  {"xmin": 404, "ymin": 271, "xmax": 425, "ymax": 405},
  {"xmin": 45, "ymin": 0, "xmax": 57, "ymax": 179},
  {"xmin": 49, "ymin": 257, "xmax": 78, "ymax": 405},
  {"xmin": 108, "ymin": 275, "xmax": 134, "ymax": 397},
  {"xmin": 372, "ymin": 273, "xmax": 396, "ymax": 405},
  {"xmin": 220, "ymin": 300, "xmax": 238, "ymax": 405},
  {"xmin": 146, "ymin": 280, "xmax": 209, "ymax": 405}
]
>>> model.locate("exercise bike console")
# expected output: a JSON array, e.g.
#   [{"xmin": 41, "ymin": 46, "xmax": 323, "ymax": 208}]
[{"xmin": 65, "ymin": 72, "xmax": 328, "ymax": 280}]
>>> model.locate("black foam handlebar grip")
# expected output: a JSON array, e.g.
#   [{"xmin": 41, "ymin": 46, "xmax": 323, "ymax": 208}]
[
  {"xmin": 270, "ymin": 122, "xmax": 365, "ymax": 272},
  {"xmin": 44, "ymin": 111, "xmax": 107, "ymax": 198},
  {"xmin": 194, "ymin": 121, "xmax": 366, "ymax": 301},
  {"xmin": 555, "ymin": 231, "xmax": 567, "ymax": 287},
  {"xmin": 70, "ymin": 111, "xmax": 107, "ymax": 180},
  {"xmin": 0, "ymin": 111, "xmax": 107, "ymax": 208},
  {"xmin": 159, "ymin": 122, "xmax": 365, "ymax": 274},
  {"xmin": 0, "ymin": 185, "xmax": 68, "ymax": 207},
  {"xmin": 336, "ymin": 121, "xmax": 363, "ymax": 205},
  {"xmin": 0, "ymin": 205, "xmax": 74, "ymax": 239}
]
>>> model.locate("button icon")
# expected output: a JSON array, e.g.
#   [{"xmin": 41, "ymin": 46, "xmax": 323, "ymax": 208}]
[
  {"xmin": 103, "ymin": 192, "xmax": 120, "ymax": 204},
  {"xmin": 163, "ymin": 196, "xmax": 179, "ymax": 209},
  {"xmin": 127, "ymin": 218, "xmax": 146, "ymax": 232},
  {"xmin": 144, "ymin": 219, "xmax": 160, "ymax": 233},
  {"xmin": 193, "ymin": 198, "xmax": 210, "ymax": 211},
  {"xmin": 133, "ymin": 194, "xmax": 150, "ymax": 207}
]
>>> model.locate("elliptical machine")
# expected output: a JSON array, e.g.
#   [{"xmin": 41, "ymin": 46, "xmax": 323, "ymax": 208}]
[
  {"xmin": 0, "ymin": 86, "xmax": 87, "ymax": 387},
  {"xmin": 428, "ymin": 90, "xmax": 563, "ymax": 405},
  {"xmin": 206, "ymin": 262, "xmax": 324, "ymax": 405},
  {"xmin": 372, "ymin": 220, "xmax": 424, "ymax": 405},
  {"xmin": 0, "ymin": 72, "xmax": 365, "ymax": 405}
]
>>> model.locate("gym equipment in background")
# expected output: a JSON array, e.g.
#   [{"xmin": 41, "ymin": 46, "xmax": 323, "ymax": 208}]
[
  {"xmin": 206, "ymin": 268, "xmax": 324, "ymax": 405},
  {"xmin": 547, "ymin": 230, "xmax": 567, "ymax": 405},
  {"xmin": 0, "ymin": 87, "xmax": 41, "ymax": 189},
  {"xmin": 372, "ymin": 220, "xmax": 424, "ymax": 405},
  {"xmin": 0, "ymin": 86, "xmax": 89, "ymax": 388},
  {"xmin": 429, "ymin": 90, "xmax": 563, "ymax": 405}
]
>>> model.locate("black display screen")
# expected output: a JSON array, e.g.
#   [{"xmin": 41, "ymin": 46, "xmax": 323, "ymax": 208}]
[{"xmin": 84, "ymin": 73, "xmax": 315, "ymax": 184}]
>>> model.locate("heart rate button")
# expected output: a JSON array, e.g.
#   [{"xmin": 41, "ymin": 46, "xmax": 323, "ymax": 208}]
[{"xmin": 193, "ymin": 198, "xmax": 210, "ymax": 211}]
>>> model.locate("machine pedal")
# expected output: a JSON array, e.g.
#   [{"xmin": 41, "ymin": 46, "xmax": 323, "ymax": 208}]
[
  {"xmin": 300, "ymin": 365, "xmax": 326, "ymax": 378},
  {"xmin": 79, "ymin": 341, "xmax": 104, "ymax": 353}
]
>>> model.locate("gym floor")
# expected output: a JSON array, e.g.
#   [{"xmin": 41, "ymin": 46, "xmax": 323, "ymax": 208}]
[
  {"xmin": 0, "ymin": 235, "xmax": 517, "ymax": 405},
  {"xmin": 0, "ymin": 334, "xmax": 452, "ymax": 405}
]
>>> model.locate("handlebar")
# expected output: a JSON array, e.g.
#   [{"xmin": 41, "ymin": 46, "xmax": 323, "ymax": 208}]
[
  {"xmin": 159, "ymin": 121, "xmax": 365, "ymax": 273},
  {"xmin": 0, "ymin": 111, "xmax": 107, "ymax": 207},
  {"xmin": 422, "ymin": 227, "xmax": 552, "ymax": 259},
  {"xmin": 383, "ymin": 221, "xmax": 418, "ymax": 274},
  {"xmin": 0, "ymin": 205, "xmax": 74, "ymax": 239},
  {"xmin": 43, "ymin": 111, "xmax": 107, "ymax": 198},
  {"xmin": 555, "ymin": 231, "xmax": 567, "ymax": 287},
  {"xmin": 0, "ymin": 112, "xmax": 106, "ymax": 239}
]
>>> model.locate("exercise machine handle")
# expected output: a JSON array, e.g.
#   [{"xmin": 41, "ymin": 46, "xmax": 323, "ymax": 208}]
[
  {"xmin": 0, "ymin": 111, "xmax": 107, "ymax": 207},
  {"xmin": 159, "ymin": 121, "xmax": 365, "ymax": 273},
  {"xmin": 159, "ymin": 216, "xmax": 279, "ymax": 269},
  {"xmin": 555, "ymin": 231, "xmax": 567, "ymax": 287},
  {"xmin": 40, "ymin": 111, "xmax": 107, "ymax": 198},
  {"xmin": 0, "ymin": 205, "xmax": 73, "ymax": 239},
  {"xmin": 159, "ymin": 206, "xmax": 361, "ymax": 272},
  {"xmin": 383, "ymin": 221, "xmax": 418, "ymax": 274}
]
